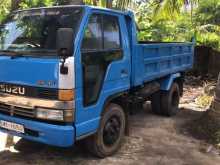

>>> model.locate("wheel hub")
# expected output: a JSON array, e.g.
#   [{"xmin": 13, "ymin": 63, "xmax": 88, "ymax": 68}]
[{"xmin": 103, "ymin": 116, "xmax": 121, "ymax": 147}]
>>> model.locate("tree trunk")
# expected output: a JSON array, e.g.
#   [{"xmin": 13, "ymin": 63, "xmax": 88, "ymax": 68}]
[
  {"xmin": 93, "ymin": 0, "xmax": 97, "ymax": 6},
  {"xmin": 106, "ymin": 0, "xmax": 113, "ymax": 8},
  {"xmin": 11, "ymin": 0, "xmax": 22, "ymax": 11},
  {"xmin": 64, "ymin": 0, "xmax": 84, "ymax": 5}
]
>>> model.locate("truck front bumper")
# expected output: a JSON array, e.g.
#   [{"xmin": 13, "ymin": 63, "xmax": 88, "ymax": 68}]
[{"xmin": 0, "ymin": 113, "xmax": 75, "ymax": 147}]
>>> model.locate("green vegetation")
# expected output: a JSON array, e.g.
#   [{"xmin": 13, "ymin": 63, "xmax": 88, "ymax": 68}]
[
  {"xmin": 136, "ymin": 0, "xmax": 220, "ymax": 50},
  {"xmin": 0, "ymin": 0, "xmax": 219, "ymax": 49},
  {"xmin": 195, "ymin": 0, "xmax": 220, "ymax": 49},
  {"xmin": 136, "ymin": 1, "xmax": 194, "ymax": 42},
  {"xmin": 84, "ymin": 0, "xmax": 132, "ymax": 9}
]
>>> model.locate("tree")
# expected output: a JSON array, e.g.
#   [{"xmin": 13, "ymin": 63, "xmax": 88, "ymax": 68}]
[
  {"xmin": 151, "ymin": 0, "xmax": 198, "ymax": 21},
  {"xmin": 194, "ymin": 0, "xmax": 220, "ymax": 49},
  {"xmin": 56, "ymin": 0, "xmax": 84, "ymax": 5},
  {"xmin": 136, "ymin": 0, "xmax": 194, "ymax": 42},
  {"xmin": 0, "ymin": 0, "xmax": 10, "ymax": 22},
  {"xmin": 11, "ymin": 0, "xmax": 22, "ymax": 11},
  {"xmin": 84, "ymin": 0, "xmax": 132, "ymax": 10},
  {"xmin": 137, "ymin": 0, "xmax": 220, "ymax": 50}
]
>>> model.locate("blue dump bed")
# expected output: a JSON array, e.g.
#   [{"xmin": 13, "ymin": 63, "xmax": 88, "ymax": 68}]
[{"xmin": 132, "ymin": 42, "xmax": 194, "ymax": 87}]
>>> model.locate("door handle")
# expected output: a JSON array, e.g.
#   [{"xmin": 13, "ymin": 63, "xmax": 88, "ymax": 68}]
[{"xmin": 121, "ymin": 69, "xmax": 128, "ymax": 77}]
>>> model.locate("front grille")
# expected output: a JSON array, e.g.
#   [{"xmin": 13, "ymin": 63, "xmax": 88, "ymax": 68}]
[
  {"xmin": 0, "ymin": 82, "xmax": 58, "ymax": 100},
  {"xmin": 38, "ymin": 89, "xmax": 58, "ymax": 99},
  {"xmin": 0, "ymin": 103, "xmax": 35, "ymax": 118}
]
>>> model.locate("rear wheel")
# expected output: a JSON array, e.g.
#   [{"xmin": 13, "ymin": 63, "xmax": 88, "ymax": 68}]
[
  {"xmin": 86, "ymin": 103, "xmax": 126, "ymax": 158},
  {"xmin": 161, "ymin": 83, "xmax": 180, "ymax": 116},
  {"xmin": 151, "ymin": 82, "xmax": 180, "ymax": 116},
  {"xmin": 151, "ymin": 91, "xmax": 162, "ymax": 115}
]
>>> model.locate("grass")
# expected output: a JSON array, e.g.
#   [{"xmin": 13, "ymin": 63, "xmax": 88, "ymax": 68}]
[{"xmin": 195, "ymin": 94, "xmax": 213, "ymax": 108}]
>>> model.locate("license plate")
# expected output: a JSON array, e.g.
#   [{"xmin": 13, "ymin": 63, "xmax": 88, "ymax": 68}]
[{"xmin": 0, "ymin": 120, "xmax": 24, "ymax": 133}]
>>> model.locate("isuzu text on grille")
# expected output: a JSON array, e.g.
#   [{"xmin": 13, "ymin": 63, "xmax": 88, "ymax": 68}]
[{"xmin": 0, "ymin": 84, "xmax": 25, "ymax": 95}]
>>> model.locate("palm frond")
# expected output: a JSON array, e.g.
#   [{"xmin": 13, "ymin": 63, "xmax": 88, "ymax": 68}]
[{"xmin": 152, "ymin": 0, "xmax": 198, "ymax": 20}]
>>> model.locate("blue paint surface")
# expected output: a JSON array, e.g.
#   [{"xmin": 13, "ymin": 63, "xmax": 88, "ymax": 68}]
[
  {"xmin": 0, "ymin": 56, "xmax": 59, "ymax": 88},
  {"xmin": 160, "ymin": 73, "xmax": 181, "ymax": 90},
  {"xmin": 0, "ymin": 113, "xmax": 74, "ymax": 147}
]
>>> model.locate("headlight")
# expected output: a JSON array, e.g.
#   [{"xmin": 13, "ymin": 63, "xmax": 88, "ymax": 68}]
[
  {"xmin": 36, "ymin": 108, "xmax": 73, "ymax": 122},
  {"xmin": 36, "ymin": 108, "xmax": 63, "ymax": 121}
]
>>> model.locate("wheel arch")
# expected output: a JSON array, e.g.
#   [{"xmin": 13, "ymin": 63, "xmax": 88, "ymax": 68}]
[
  {"xmin": 160, "ymin": 72, "xmax": 184, "ymax": 96},
  {"xmin": 101, "ymin": 91, "xmax": 130, "ymax": 135}
]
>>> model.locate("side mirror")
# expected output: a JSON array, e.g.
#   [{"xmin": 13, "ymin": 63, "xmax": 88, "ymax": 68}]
[
  {"xmin": 56, "ymin": 28, "xmax": 74, "ymax": 58},
  {"xmin": 56, "ymin": 28, "xmax": 74, "ymax": 75}
]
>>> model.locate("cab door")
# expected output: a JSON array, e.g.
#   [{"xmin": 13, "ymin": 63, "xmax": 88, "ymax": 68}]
[{"xmin": 75, "ymin": 12, "xmax": 131, "ymax": 137}]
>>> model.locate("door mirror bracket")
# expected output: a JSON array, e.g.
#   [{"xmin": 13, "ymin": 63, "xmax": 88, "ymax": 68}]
[{"xmin": 56, "ymin": 28, "xmax": 74, "ymax": 75}]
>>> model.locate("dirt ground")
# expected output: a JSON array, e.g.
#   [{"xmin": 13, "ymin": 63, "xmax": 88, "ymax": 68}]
[{"xmin": 0, "ymin": 82, "xmax": 220, "ymax": 165}]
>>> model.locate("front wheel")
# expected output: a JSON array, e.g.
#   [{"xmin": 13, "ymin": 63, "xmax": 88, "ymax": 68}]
[{"xmin": 86, "ymin": 103, "xmax": 126, "ymax": 158}]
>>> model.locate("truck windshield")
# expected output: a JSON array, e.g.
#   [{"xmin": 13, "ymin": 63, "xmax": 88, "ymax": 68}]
[{"xmin": 0, "ymin": 7, "xmax": 83, "ymax": 56}]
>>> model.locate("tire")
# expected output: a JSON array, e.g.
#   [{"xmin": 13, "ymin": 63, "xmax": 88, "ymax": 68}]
[
  {"xmin": 151, "ymin": 91, "xmax": 162, "ymax": 115},
  {"xmin": 161, "ymin": 83, "xmax": 180, "ymax": 116},
  {"xmin": 86, "ymin": 103, "xmax": 126, "ymax": 158}
]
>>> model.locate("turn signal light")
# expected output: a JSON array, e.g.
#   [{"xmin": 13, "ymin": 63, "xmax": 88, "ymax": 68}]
[{"xmin": 58, "ymin": 89, "xmax": 74, "ymax": 101}]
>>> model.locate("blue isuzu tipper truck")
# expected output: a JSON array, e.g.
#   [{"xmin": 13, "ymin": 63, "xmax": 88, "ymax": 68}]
[{"xmin": 0, "ymin": 5, "xmax": 194, "ymax": 157}]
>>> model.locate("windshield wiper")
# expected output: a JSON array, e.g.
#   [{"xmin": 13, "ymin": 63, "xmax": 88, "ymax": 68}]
[
  {"xmin": 22, "ymin": 50, "xmax": 56, "ymax": 54},
  {"xmin": 0, "ymin": 49, "xmax": 56, "ymax": 58},
  {"xmin": 0, "ymin": 50, "xmax": 25, "ymax": 59},
  {"xmin": 0, "ymin": 50, "xmax": 22, "ymax": 56}
]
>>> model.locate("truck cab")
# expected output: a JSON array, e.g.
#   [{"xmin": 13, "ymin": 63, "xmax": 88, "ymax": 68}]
[{"xmin": 0, "ymin": 5, "xmax": 194, "ymax": 157}]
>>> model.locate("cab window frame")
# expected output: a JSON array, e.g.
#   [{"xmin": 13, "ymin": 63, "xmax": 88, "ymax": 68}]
[{"xmin": 80, "ymin": 12, "xmax": 124, "ymax": 106}]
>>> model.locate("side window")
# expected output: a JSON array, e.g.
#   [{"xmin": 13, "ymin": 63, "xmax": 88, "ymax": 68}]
[
  {"xmin": 81, "ymin": 14, "xmax": 102, "ymax": 50},
  {"xmin": 103, "ymin": 16, "xmax": 121, "ymax": 49}
]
